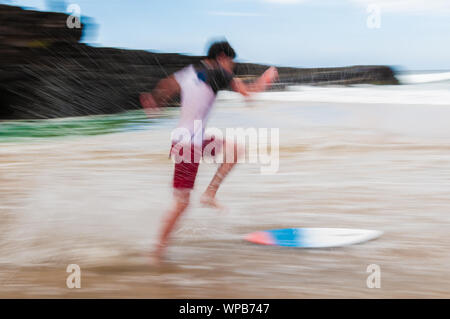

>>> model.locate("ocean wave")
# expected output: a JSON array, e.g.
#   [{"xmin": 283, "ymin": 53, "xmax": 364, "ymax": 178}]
[
  {"xmin": 217, "ymin": 83, "xmax": 450, "ymax": 106},
  {"xmin": 397, "ymin": 71, "xmax": 450, "ymax": 84}
]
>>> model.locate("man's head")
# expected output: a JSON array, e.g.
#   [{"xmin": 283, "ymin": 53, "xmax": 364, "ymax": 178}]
[{"xmin": 207, "ymin": 41, "xmax": 236, "ymax": 73}]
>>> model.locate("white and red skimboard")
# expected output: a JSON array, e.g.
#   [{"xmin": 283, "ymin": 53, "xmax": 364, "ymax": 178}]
[{"xmin": 245, "ymin": 228, "xmax": 383, "ymax": 248}]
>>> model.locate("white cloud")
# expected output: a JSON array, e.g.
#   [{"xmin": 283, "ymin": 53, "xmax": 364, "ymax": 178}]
[
  {"xmin": 207, "ymin": 11, "xmax": 266, "ymax": 17},
  {"xmin": 263, "ymin": 0, "xmax": 306, "ymax": 3},
  {"xmin": 349, "ymin": 0, "xmax": 450, "ymax": 13},
  {"xmin": 261, "ymin": 0, "xmax": 450, "ymax": 13}
]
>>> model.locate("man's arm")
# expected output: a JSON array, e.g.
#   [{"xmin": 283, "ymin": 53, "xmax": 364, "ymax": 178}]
[
  {"xmin": 140, "ymin": 74, "xmax": 181, "ymax": 110},
  {"xmin": 231, "ymin": 66, "xmax": 278, "ymax": 97}
]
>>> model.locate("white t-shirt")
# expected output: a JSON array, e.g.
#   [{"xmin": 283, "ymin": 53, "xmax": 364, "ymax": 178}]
[{"xmin": 173, "ymin": 65, "xmax": 216, "ymax": 146}]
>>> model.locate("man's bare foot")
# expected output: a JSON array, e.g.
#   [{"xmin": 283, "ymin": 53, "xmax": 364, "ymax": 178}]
[
  {"xmin": 200, "ymin": 193, "xmax": 227, "ymax": 211},
  {"xmin": 150, "ymin": 244, "xmax": 166, "ymax": 267},
  {"xmin": 149, "ymin": 253, "xmax": 163, "ymax": 267}
]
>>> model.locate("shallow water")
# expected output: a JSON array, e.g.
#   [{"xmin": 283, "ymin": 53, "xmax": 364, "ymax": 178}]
[{"xmin": 1, "ymin": 88, "xmax": 450, "ymax": 298}]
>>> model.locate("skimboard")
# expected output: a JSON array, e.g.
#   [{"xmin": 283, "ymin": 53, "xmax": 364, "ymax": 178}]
[{"xmin": 245, "ymin": 228, "xmax": 382, "ymax": 248}]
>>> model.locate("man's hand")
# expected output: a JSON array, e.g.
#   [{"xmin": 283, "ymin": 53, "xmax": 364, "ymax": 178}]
[
  {"xmin": 231, "ymin": 66, "xmax": 279, "ymax": 97},
  {"xmin": 140, "ymin": 92, "xmax": 160, "ymax": 117},
  {"xmin": 139, "ymin": 75, "xmax": 181, "ymax": 117},
  {"xmin": 260, "ymin": 66, "xmax": 279, "ymax": 88},
  {"xmin": 140, "ymin": 92, "xmax": 157, "ymax": 109}
]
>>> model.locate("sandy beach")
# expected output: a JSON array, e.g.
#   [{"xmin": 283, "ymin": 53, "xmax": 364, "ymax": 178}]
[{"xmin": 1, "ymin": 95, "xmax": 449, "ymax": 298}]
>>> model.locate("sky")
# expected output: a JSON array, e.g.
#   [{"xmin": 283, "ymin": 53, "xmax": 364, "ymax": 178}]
[{"xmin": 3, "ymin": 0, "xmax": 450, "ymax": 70}]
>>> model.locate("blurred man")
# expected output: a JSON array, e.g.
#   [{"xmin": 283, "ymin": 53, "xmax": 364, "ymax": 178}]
[{"xmin": 140, "ymin": 41, "xmax": 278, "ymax": 262}]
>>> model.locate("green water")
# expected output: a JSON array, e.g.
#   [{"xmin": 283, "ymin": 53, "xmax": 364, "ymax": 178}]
[{"xmin": 0, "ymin": 109, "xmax": 177, "ymax": 142}]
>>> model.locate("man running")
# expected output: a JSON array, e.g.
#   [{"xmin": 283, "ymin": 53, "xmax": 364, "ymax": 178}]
[{"xmin": 140, "ymin": 41, "xmax": 278, "ymax": 261}]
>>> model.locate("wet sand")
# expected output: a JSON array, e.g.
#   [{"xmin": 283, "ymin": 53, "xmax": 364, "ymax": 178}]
[{"xmin": 1, "ymin": 100, "xmax": 450, "ymax": 298}]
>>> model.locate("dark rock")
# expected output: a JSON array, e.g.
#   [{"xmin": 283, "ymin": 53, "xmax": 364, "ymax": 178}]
[{"xmin": 0, "ymin": 5, "xmax": 399, "ymax": 120}]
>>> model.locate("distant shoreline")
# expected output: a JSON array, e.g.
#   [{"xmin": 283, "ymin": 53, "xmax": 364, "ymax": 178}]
[{"xmin": 0, "ymin": 4, "xmax": 398, "ymax": 120}]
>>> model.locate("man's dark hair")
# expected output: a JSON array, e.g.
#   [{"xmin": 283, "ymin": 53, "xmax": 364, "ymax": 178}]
[{"xmin": 207, "ymin": 41, "xmax": 236, "ymax": 60}]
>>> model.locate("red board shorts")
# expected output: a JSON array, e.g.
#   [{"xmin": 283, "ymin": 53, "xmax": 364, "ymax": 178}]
[{"xmin": 170, "ymin": 137, "xmax": 221, "ymax": 189}]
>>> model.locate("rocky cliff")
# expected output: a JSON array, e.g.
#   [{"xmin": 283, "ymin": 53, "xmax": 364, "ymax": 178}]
[{"xmin": 0, "ymin": 5, "xmax": 398, "ymax": 120}]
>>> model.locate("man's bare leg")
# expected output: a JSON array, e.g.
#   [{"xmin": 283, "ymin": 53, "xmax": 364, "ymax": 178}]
[
  {"xmin": 201, "ymin": 140, "xmax": 241, "ymax": 209},
  {"xmin": 201, "ymin": 162, "xmax": 236, "ymax": 209},
  {"xmin": 153, "ymin": 188, "xmax": 190, "ymax": 262}
]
